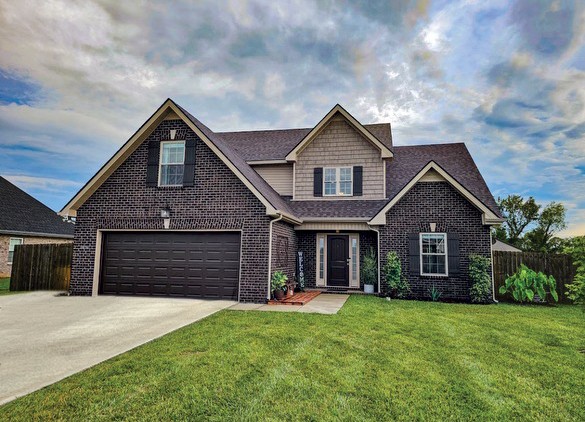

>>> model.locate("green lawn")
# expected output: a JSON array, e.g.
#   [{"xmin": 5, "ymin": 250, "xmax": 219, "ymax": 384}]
[
  {"xmin": 1, "ymin": 296, "xmax": 583, "ymax": 421},
  {"xmin": 0, "ymin": 277, "xmax": 11, "ymax": 295}
]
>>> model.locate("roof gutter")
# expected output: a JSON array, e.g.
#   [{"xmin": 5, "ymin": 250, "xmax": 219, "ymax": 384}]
[
  {"xmin": 267, "ymin": 213, "xmax": 284, "ymax": 300},
  {"xmin": 269, "ymin": 210, "xmax": 302, "ymax": 225},
  {"xmin": 0, "ymin": 230, "xmax": 74, "ymax": 239}
]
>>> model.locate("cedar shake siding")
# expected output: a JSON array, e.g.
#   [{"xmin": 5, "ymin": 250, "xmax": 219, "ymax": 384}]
[
  {"xmin": 270, "ymin": 220, "xmax": 297, "ymax": 284},
  {"xmin": 294, "ymin": 115, "xmax": 386, "ymax": 200},
  {"xmin": 378, "ymin": 181, "xmax": 493, "ymax": 301},
  {"xmin": 71, "ymin": 119, "xmax": 272, "ymax": 303}
]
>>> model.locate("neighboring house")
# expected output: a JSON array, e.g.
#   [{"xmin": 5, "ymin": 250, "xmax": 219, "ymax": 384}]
[
  {"xmin": 492, "ymin": 239, "xmax": 522, "ymax": 252},
  {"xmin": 0, "ymin": 176, "xmax": 74, "ymax": 277},
  {"xmin": 60, "ymin": 99, "xmax": 503, "ymax": 303}
]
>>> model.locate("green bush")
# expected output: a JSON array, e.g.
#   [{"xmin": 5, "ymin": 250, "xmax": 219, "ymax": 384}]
[
  {"xmin": 361, "ymin": 248, "xmax": 377, "ymax": 286},
  {"xmin": 469, "ymin": 254, "xmax": 492, "ymax": 303},
  {"xmin": 564, "ymin": 236, "xmax": 585, "ymax": 309},
  {"xmin": 383, "ymin": 251, "xmax": 410, "ymax": 298},
  {"xmin": 271, "ymin": 271, "xmax": 288, "ymax": 292},
  {"xmin": 499, "ymin": 264, "xmax": 558, "ymax": 303}
]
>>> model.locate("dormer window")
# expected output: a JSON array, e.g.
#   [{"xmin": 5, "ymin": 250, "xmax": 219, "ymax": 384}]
[
  {"xmin": 159, "ymin": 141, "xmax": 185, "ymax": 186},
  {"xmin": 323, "ymin": 167, "xmax": 353, "ymax": 196}
]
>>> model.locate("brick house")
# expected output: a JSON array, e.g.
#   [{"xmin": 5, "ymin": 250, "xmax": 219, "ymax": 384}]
[
  {"xmin": 60, "ymin": 99, "xmax": 503, "ymax": 303},
  {"xmin": 0, "ymin": 176, "xmax": 74, "ymax": 277}
]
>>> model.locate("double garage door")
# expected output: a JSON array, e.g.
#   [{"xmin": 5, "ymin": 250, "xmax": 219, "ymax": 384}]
[{"xmin": 100, "ymin": 232, "xmax": 240, "ymax": 300}]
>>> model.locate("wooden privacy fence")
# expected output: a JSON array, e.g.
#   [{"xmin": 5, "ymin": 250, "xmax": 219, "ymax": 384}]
[
  {"xmin": 10, "ymin": 243, "xmax": 73, "ymax": 291},
  {"xmin": 493, "ymin": 251, "xmax": 576, "ymax": 304}
]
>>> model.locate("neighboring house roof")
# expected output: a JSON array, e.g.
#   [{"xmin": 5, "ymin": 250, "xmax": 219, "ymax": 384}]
[
  {"xmin": 492, "ymin": 239, "xmax": 522, "ymax": 252},
  {"xmin": 0, "ymin": 176, "xmax": 74, "ymax": 238}
]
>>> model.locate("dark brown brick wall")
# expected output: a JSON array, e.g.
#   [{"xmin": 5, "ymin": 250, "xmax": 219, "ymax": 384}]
[
  {"xmin": 297, "ymin": 232, "xmax": 317, "ymax": 288},
  {"xmin": 359, "ymin": 231, "xmax": 378, "ymax": 291},
  {"xmin": 271, "ymin": 220, "xmax": 298, "ymax": 285},
  {"xmin": 379, "ymin": 181, "xmax": 493, "ymax": 301},
  {"xmin": 71, "ymin": 119, "xmax": 272, "ymax": 303}
]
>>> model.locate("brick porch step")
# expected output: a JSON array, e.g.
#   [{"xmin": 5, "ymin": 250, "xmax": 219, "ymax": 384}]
[{"xmin": 268, "ymin": 290, "xmax": 321, "ymax": 305}]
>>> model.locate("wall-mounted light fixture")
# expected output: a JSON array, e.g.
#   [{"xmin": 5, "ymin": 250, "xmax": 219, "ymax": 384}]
[{"xmin": 161, "ymin": 204, "xmax": 171, "ymax": 229}]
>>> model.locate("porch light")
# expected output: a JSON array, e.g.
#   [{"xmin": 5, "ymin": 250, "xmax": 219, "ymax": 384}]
[{"xmin": 161, "ymin": 204, "xmax": 171, "ymax": 229}]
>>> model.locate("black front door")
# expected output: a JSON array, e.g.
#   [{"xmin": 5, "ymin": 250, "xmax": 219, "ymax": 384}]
[{"xmin": 327, "ymin": 235, "xmax": 349, "ymax": 286}]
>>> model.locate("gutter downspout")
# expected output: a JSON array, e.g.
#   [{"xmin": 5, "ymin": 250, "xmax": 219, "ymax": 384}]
[
  {"xmin": 490, "ymin": 231, "xmax": 498, "ymax": 303},
  {"xmin": 267, "ymin": 213, "xmax": 284, "ymax": 300},
  {"xmin": 369, "ymin": 225, "xmax": 381, "ymax": 294}
]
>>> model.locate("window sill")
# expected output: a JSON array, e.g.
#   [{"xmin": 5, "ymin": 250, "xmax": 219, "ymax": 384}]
[{"xmin": 420, "ymin": 273, "xmax": 449, "ymax": 278}]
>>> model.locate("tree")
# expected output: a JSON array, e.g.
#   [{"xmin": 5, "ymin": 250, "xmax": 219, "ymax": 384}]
[
  {"xmin": 523, "ymin": 202, "xmax": 567, "ymax": 252},
  {"xmin": 496, "ymin": 195, "xmax": 540, "ymax": 247}
]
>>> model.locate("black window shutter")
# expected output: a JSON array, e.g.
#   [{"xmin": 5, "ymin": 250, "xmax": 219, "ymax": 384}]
[
  {"xmin": 146, "ymin": 141, "xmax": 160, "ymax": 187},
  {"xmin": 314, "ymin": 167, "xmax": 323, "ymax": 197},
  {"xmin": 447, "ymin": 233, "xmax": 460, "ymax": 276},
  {"xmin": 409, "ymin": 233, "xmax": 420, "ymax": 275},
  {"xmin": 353, "ymin": 166, "xmax": 363, "ymax": 196},
  {"xmin": 183, "ymin": 139, "xmax": 196, "ymax": 186}
]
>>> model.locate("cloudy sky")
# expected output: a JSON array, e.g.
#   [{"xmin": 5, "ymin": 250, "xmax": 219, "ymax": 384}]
[{"xmin": 0, "ymin": 0, "xmax": 584, "ymax": 235}]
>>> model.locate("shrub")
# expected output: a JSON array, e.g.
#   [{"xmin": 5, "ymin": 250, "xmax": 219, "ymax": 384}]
[
  {"xmin": 361, "ymin": 248, "xmax": 377, "ymax": 286},
  {"xmin": 564, "ymin": 236, "xmax": 585, "ymax": 309},
  {"xmin": 469, "ymin": 254, "xmax": 492, "ymax": 303},
  {"xmin": 271, "ymin": 271, "xmax": 287, "ymax": 292},
  {"xmin": 428, "ymin": 285, "xmax": 442, "ymax": 302},
  {"xmin": 498, "ymin": 264, "xmax": 558, "ymax": 303},
  {"xmin": 383, "ymin": 251, "xmax": 410, "ymax": 298}
]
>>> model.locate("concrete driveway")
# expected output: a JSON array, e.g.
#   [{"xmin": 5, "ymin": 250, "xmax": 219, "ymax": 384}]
[{"xmin": 0, "ymin": 292, "xmax": 234, "ymax": 405}]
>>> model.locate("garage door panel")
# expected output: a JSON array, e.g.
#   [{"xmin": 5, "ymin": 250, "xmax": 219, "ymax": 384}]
[{"xmin": 101, "ymin": 232, "xmax": 240, "ymax": 300}]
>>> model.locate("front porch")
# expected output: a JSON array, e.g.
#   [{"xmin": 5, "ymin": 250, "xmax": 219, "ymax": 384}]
[{"xmin": 296, "ymin": 230, "xmax": 379, "ymax": 293}]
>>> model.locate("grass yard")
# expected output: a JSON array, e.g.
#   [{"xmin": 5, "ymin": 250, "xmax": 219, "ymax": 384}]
[
  {"xmin": 1, "ymin": 296, "xmax": 583, "ymax": 421},
  {"xmin": 0, "ymin": 277, "xmax": 11, "ymax": 295}
]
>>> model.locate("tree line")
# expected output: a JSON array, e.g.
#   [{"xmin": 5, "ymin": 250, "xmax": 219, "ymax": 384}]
[{"xmin": 493, "ymin": 195, "xmax": 575, "ymax": 253}]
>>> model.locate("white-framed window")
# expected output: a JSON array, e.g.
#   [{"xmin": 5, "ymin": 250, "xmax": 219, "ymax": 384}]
[
  {"xmin": 323, "ymin": 167, "xmax": 352, "ymax": 196},
  {"xmin": 350, "ymin": 234, "xmax": 359, "ymax": 287},
  {"xmin": 420, "ymin": 233, "xmax": 448, "ymax": 276},
  {"xmin": 159, "ymin": 140, "xmax": 185, "ymax": 186},
  {"xmin": 316, "ymin": 234, "xmax": 326, "ymax": 286},
  {"xmin": 8, "ymin": 238, "xmax": 23, "ymax": 264}
]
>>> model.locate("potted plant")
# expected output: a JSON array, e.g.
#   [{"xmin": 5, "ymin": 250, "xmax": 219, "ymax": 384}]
[
  {"xmin": 361, "ymin": 248, "xmax": 377, "ymax": 294},
  {"xmin": 271, "ymin": 271, "xmax": 288, "ymax": 300}
]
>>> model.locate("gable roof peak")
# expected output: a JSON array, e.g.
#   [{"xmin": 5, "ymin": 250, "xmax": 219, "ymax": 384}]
[{"xmin": 285, "ymin": 103, "xmax": 393, "ymax": 161}]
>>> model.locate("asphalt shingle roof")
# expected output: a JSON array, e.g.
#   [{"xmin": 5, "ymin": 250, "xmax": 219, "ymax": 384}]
[
  {"xmin": 0, "ymin": 176, "xmax": 75, "ymax": 237},
  {"xmin": 180, "ymin": 102, "xmax": 499, "ymax": 220},
  {"xmin": 175, "ymin": 102, "xmax": 297, "ymax": 216},
  {"xmin": 386, "ymin": 143, "xmax": 502, "ymax": 218},
  {"xmin": 288, "ymin": 200, "xmax": 389, "ymax": 219},
  {"xmin": 218, "ymin": 123, "xmax": 393, "ymax": 161}
]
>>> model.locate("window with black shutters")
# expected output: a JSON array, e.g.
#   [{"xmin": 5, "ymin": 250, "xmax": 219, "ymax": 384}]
[{"xmin": 159, "ymin": 141, "xmax": 185, "ymax": 186}]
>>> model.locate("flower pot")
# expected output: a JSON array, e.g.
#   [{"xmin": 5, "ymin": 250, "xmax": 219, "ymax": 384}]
[
  {"xmin": 364, "ymin": 284, "xmax": 374, "ymax": 294},
  {"xmin": 274, "ymin": 289, "xmax": 285, "ymax": 301}
]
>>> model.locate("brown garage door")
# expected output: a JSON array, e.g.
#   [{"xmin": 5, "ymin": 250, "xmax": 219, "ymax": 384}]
[{"xmin": 100, "ymin": 232, "xmax": 240, "ymax": 300}]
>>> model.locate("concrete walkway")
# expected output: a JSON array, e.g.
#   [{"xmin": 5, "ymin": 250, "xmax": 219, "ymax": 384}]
[
  {"xmin": 0, "ymin": 292, "xmax": 234, "ymax": 405},
  {"xmin": 230, "ymin": 293, "xmax": 349, "ymax": 314}
]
